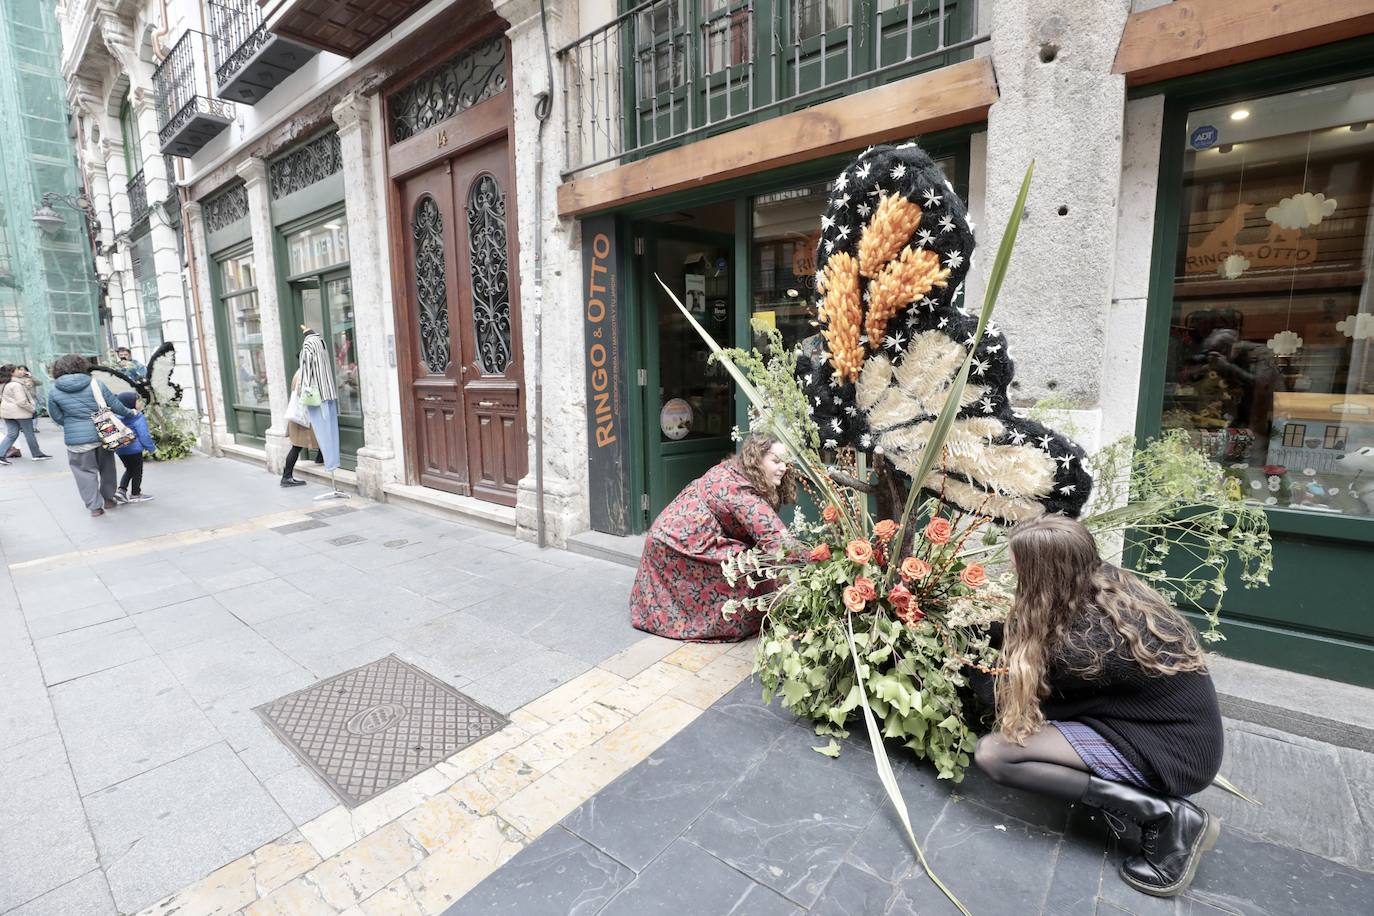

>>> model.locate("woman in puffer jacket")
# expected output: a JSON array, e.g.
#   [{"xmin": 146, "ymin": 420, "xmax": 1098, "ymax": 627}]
[{"xmin": 45, "ymin": 354, "xmax": 136, "ymax": 517}]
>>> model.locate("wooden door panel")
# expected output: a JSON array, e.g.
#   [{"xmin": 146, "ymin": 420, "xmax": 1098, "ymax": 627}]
[
  {"xmin": 449, "ymin": 137, "xmax": 527, "ymax": 505},
  {"xmin": 400, "ymin": 165, "xmax": 468, "ymax": 494}
]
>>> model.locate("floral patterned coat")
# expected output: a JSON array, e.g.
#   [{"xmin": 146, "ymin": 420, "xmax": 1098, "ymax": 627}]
[{"xmin": 630, "ymin": 462, "xmax": 791, "ymax": 642}]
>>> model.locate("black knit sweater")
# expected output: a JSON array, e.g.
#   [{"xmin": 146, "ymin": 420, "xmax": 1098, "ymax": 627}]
[{"xmin": 969, "ymin": 621, "xmax": 1224, "ymax": 797}]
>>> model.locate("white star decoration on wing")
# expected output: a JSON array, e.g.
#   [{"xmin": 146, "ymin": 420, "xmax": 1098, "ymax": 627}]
[
  {"xmin": 919, "ymin": 296, "xmax": 936, "ymax": 310},
  {"xmin": 922, "ymin": 188, "xmax": 943, "ymax": 208},
  {"xmin": 979, "ymin": 397, "xmax": 995, "ymax": 414},
  {"xmin": 971, "ymin": 358, "xmax": 989, "ymax": 375},
  {"xmin": 1009, "ymin": 430, "xmax": 1027, "ymax": 445},
  {"xmin": 939, "ymin": 215, "xmax": 957, "ymax": 233},
  {"xmin": 944, "ymin": 251, "xmax": 964, "ymax": 270},
  {"xmin": 856, "ymin": 163, "xmax": 871, "ymax": 180},
  {"xmin": 917, "ymin": 229, "xmax": 935, "ymax": 248},
  {"xmin": 1056, "ymin": 454, "xmax": 1075, "ymax": 469},
  {"xmin": 937, "ymin": 317, "xmax": 949, "ymax": 328},
  {"xmin": 1058, "ymin": 484, "xmax": 1077, "ymax": 496},
  {"xmin": 834, "ymin": 172, "xmax": 849, "ymax": 192},
  {"xmin": 1037, "ymin": 434, "xmax": 1054, "ymax": 449},
  {"xmin": 831, "ymin": 419, "xmax": 844, "ymax": 433},
  {"xmin": 821, "ymin": 215, "xmax": 834, "ymax": 231},
  {"xmin": 833, "ymin": 193, "xmax": 851, "ymax": 209},
  {"xmin": 859, "ymin": 433, "xmax": 872, "ymax": 448},
  {"xmin": 857, "ymin": 203, "xmax": 871, "ymax": 217},
  {"xmin": 824, "ymin": 438, "xmax": 838, "ymax": 449},
  {"xmin": 891, "ymin": 164, "xmax": 907, "ymax": 179},
  {"xmin": 837, "ymin": 225, "xmax": 851, "ymax": 239},
  {"xmin": 825, "ymin": 239, "xmax": 836, "ymax": 253},
  {"xmin": 883, "ymin": 333, "xmax": 905, "ymax": 350}
]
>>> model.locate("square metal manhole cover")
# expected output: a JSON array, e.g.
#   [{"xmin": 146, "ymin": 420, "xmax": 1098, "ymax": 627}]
[
  {"xmin": 256, "ymin": 655, "xmax": 507, "ymax": 807},
  {"xmin": 313, "ymin": 505, "xmax": 358, "ymax": 519},
  {"xmin": 273, "ymin": 519, "xmax": 328, "ymax": 534}
]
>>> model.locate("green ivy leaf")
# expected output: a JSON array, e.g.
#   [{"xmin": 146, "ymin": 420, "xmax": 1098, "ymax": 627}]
[
  {"xmin": 812, "ymin": 739, "xmax": 841, "ymax": 758},
  {"xmin": 781, "ymin": 679, "xmax": 809, "ymax": 707}
]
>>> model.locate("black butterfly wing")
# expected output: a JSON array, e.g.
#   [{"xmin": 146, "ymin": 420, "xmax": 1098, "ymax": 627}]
[
  {"xmin": 798, "ymin": 143, "xmax": 1093, "ymax": 524},
  {"xmin": 145, "ymin": 342, "xmax": 185, "ymax": 407}
]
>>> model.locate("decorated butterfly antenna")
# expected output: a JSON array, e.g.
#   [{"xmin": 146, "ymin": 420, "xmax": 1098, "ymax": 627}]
[{"xmin": 797, "ymin": 142, "xmax": 1093, "ymax": 526}]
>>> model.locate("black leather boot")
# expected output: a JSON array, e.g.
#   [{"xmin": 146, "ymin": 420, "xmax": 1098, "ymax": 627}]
[{"xmin": 1081, "ymin": 775, "xmax": 1220, "ymax": 897}]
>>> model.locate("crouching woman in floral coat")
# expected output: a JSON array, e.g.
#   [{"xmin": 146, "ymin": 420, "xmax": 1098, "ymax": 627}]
[{"xmin": 630, "ymin": 433, "xmax": 795, "ymax": 641}]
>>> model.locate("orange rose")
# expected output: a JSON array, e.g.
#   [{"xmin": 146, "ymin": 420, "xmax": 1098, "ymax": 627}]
[
  {"xmin": 897, "ymin": 603, "xmax": 926, "ymax": 626},
  {"xmin": 874, "ymin": 519, "xmax": 899, "ymax": 542},
  {"xmin": 854, "ymin": 576, "xmax": 877, "ymax": 601},
  {"xmin": 846, "ymin": 539, "xmax": 874, "ymax": 564},
  {"xmin": 887, "ymin": 583, "xmax": 913, "ymax": 613},
  {"xmin": 808, "ymin": 543, "xmax": 831, "ymax": 562},
  {"xmin": 899, "ymin": 557, "xmax": 932, "ymax": 582},
  {"xmin": 925, "ymin": 517, "xmax": 953, "ymax": 545},
  {"xmin": 822, "ymin": 504, "xmax": 839, "ymax": 524},
  {"xmin": 960, "ymin": 564, "xmax": 987, "ymax": 589},
  {"xmin": 842, "ymin": 586, "xmax": 866, "ymax": 612}
]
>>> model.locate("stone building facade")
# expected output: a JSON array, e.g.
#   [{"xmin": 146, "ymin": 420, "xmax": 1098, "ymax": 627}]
[{"xmin": 58, "ymin": 0, "xmax": 1374, "ymax": 685}]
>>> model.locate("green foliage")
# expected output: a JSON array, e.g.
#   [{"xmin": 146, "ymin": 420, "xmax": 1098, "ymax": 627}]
[
  {"xmin": 145, "ymin": 405, "xmax": 198, "ymax": 461},
  {"xmin": 718, "ymin": 323, "xmax": 821, "ymax": 454},
  {"xmin": 1079, "ymin": 430, "xmax": 1273, "ymax": 642}
]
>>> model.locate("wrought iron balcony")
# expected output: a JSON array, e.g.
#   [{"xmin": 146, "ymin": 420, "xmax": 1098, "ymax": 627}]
[
  {"xmin": 127, "ymin": 169, "xmax": 149, "ymax": 226},
  {"xmin": 259, "ymin": 0, "xmax": 432, "ymax": 58},
  {"xmin": 155, "ymin": 30, "xmax": 236, "ymax": 158},
  {"xmin": 558, "ymin": 0, "xmax": 985, "ymax": 175},
  {"xmin": 208, "ymin": 0, "xmax": 318, "ymax": 105}
]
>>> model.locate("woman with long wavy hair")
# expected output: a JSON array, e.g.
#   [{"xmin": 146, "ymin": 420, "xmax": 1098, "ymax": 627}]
[
  {"xmin": 630, "ymin": 432, "xmax": 796, "ymax": 641},
  {"xmin": 969, "ymin": 515, "xmax": 1223, "ymax": 899}
]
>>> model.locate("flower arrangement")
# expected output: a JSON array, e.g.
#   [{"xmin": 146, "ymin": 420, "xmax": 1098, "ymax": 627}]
[
  {"xmin": 723, "ymin": 494, "xmax": 1012, "ymax": 780},
  {"xmin": 662, "ymin": 142, "xmax": 1272, "ymax": 913}
]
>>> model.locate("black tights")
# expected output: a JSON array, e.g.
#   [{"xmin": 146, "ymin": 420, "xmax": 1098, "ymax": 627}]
[
  {"xmin": 118, "ymin": 453, "xmax": 144, "ymax": 496},
  {"xmin": 283, "ymin": 445, "xmax": 302, "ymax": 479},
  {"xmin": 974, "ymin": 727, "xmax": 1091, "ymax": 802}
]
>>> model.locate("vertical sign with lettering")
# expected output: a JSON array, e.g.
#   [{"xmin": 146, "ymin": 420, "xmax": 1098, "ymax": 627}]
[{"xmin": 583, "ymin": 217, "xmax": 630, "ymax": 534}]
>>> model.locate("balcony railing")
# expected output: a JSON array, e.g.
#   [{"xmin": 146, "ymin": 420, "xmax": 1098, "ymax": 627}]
[
  {"xmin": 208, "ymin": 0, "xmax": 317, "ymax": 105},
  {"xmin": 154, "ymin": 30, "xmax": 236, "ymax": 157},
  {"xmin": 558, "ymin": 0, "xmax": 985, "ymax": 176},
  {"xmin": 127, "ymin": 169, "xmax": 148, "ymax": 226}
]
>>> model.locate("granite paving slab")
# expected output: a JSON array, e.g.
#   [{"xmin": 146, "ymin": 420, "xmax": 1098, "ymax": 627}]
[{"xmin": 450, "ymin": 677, "xmax": 1374, "ymax": 916}]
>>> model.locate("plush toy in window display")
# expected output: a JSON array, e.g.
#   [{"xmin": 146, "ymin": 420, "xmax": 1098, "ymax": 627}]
[
  {"xmin": 793, "ymin": 142, "xmax": 1092, "ymax": 527},
  {"xmin": 1334, "ymin": 445, "xmax": 1374, "ymax": 515}
]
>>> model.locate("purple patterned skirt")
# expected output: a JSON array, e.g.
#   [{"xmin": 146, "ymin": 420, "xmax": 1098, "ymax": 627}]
[{"xmin": 1051, "ymin": 720, "xmax": 1152, "ymax": 789}]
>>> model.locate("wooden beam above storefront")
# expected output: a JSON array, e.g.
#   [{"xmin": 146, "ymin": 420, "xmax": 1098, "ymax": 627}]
[
  {"xmin": 556, "ymin": 57, "xmax": 998, "ymax": 219},
  {"xmin": 1113, "ymin": 0, "xmax": 1374, "ymax": 87}
]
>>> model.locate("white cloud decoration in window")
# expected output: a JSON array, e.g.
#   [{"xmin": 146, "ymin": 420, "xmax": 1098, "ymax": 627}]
[
  {"xmin": 1265, "ymin": 192, "xmax": 1338, "ymax": 230},
  {"xmin": 1218, "ymin": 253, "xmax": 1250, "ymax": 279},
  {"xmin": 1266, "ymin": 330, "xmax": 1303, "ymax": 356},
  {"xmin": 1336, "ymin": 312, "xmax": 1374, "ymax": 340}
]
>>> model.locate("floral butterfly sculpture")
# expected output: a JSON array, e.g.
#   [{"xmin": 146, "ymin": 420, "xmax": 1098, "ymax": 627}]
[{"xmin": 796, "ymin": 143, "xmax": 1093, "ymax": 524}]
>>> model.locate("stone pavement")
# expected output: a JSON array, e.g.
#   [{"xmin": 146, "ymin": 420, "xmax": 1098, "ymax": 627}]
[
  {"xmin": 5, "ymin": 431, "xmax": 1374, "ymax": 916},
  {"xmin": 449, "ymin": 679, "xmax": 1374, "ymax": 916},
  {"xmin": 2, "ymin": 432, "xmax": 741, "ymax": 915}
]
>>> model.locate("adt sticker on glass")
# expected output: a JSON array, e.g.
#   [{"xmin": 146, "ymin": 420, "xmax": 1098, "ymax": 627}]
[{"xmin": 1190, "ymin": 125, "xmax": 1219, "ymax": 151}]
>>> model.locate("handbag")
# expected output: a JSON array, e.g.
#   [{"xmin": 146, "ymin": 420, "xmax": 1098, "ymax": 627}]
[
  {"xmin": 300, "ymin": 384, "xmax": 322, "ymax": 408},
  {"xmin": 286, "ymin": 388, "xmax": 311, "ymax": 426},
  {"xmin": 90, "ymin": 381, "xmax": 137, "ymax": 451}
]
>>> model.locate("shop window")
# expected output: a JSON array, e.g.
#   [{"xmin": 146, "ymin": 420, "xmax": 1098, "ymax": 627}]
[
  {"xmin": 1160, "ymin": 75, "xmax": 1374, "ymax": 515},
  {"xmin": 284, "ymin": 217, "xmax": 361, "ymax": 420},
  {"xmin": 217, "ymin": 250, "xmax": 268, "ymax": 409}
]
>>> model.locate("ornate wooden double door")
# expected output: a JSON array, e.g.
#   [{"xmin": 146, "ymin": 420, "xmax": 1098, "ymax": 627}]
[{"xmin": 399, "ymin": 138, "xmax": 525, "ymax": 505}]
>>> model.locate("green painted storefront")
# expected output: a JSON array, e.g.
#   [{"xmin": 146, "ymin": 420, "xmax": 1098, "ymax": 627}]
[{"xmin": 580, "ymin": 35, "xmax": 1374, "ymax": 687}]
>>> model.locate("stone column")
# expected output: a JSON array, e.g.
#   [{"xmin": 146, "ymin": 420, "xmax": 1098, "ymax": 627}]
[
  {"xmin": 333, "ymin": 92, "xmax": 396, "ymax": 500},
  {"xmin": 496, "ymin": 0, "xmax": 589, "ymax": 546},
  {"xmin": 99, "ymin": 135, "xmax": 144, "ymax": 354},
  {"xmin": 132, "ymin": 87, "xmax": 196, "ymax": 397},
  {"xmin": 979, "ymin": 0, "xmax": 1134, "ymax": 452},
  {"xmin": 183, "ymin": 201, "xmax": 231, "ymax": 454},
  {"xmin": 237, "ymin": 157, "xmax": 293, "ymax": 472}
]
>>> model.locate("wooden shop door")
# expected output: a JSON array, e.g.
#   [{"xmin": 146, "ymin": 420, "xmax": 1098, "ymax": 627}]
[{"xmin": 397, "ymin": 139, "xmax": 525, "ymax": 503}]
